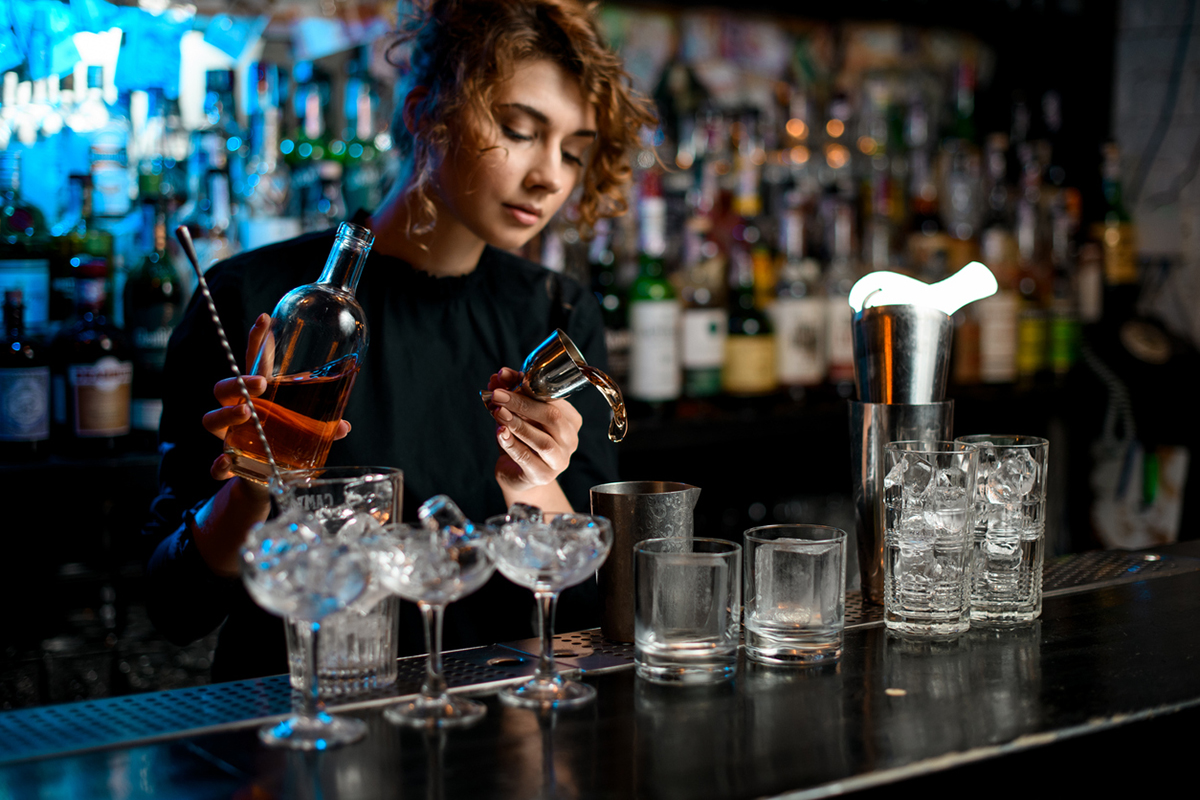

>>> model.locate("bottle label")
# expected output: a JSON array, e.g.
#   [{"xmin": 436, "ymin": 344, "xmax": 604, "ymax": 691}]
[
  {"xmin": 723, "ymin": 335, "xmax": 777, "ymax": 395},
  {"xmin": 826, "ymin": 298, "xmax": 855, "ymax": 381},
  {"xmin": 0, "ymin": 366, "xmax": 50, "ymax": 441},
  {"xmin": 681, "ymin": 308, "xmax": 727, "ymax": 369},
  {"xmin": 977, "ymin": 293, "xmax": 1019, "ymax": 383},
  {"xmin": 90, "ymin": 127, "xmax": 132, "ymax": 217},
  {"xmin": 68, "ymin": 356, "xmax": 132, "ymax": 436},
  {"xmin": 771, "ymin": 298, "xmax": 826, "ymax": 385},
  {"xmin": 628, "ymin": 300, "xmax": 680, "ymax": 401}
]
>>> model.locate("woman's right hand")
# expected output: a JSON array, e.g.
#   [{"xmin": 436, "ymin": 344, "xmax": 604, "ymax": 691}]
[{"xmin": 202, "ymin": 313, "xmax": 351, "ymax": 481}]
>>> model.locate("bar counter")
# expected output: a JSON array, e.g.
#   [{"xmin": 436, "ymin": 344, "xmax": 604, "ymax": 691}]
[{"xmin": 2, "ymin": 543, "xmax": 1198, "ymax": 799}]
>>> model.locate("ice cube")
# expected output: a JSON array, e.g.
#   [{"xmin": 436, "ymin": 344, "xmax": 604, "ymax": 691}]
[
  {"xmin": 344, "ymin": 474, "xmax": 393, "ymax": 517},
  {"xmin": 550, "ymin": 513, "xmax": 610, "ymax": 570},
  {"xmin": 985, "ymin": 450, "xmax": 1038, "ymax": 504},
  {"xmin": 506, "ymin": 502, "xmax": 544, "ymax": 524},
  {"xmin": 418, "ymin": 494, "xmax": 474, "ymax": 537},
  {"xmin": 335, "ymin": 510, "xmax": 385, "ymax": 543},
  {"xmin": 886, "ymin": 454, "xmax": 934, "ymax": 506}
]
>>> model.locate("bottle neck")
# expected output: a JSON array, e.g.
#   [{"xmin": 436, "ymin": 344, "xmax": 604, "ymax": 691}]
[{"xmin": 318, "ymin": 223, "xmax": 373, "ymax": 293}]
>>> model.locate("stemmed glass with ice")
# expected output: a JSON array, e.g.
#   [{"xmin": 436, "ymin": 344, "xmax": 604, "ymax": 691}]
[
  {"xmin": 240, "ymin": 511, "xmax": 371, "ymax": 749},
  {"xmin": 375, "ymin": 495, "xmax": 496, "ymax": 728},
  {"xmin": 487, "ymin": 504, "xmax": 613, "ymax": 709}
]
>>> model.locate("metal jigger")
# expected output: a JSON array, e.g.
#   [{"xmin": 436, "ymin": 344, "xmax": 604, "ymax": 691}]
[
  {"xmin": 847, "ymin": 263, "xmax": 996, "ymax": 604},
  {"xmin": 481, "ymin": 329, "xmax": 589, "ymax": 403}
]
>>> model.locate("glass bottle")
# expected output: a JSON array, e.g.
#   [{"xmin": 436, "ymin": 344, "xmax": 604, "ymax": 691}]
[
  {"xmin": 677, "ymin": 214, "xmax": 727, "ymax": 399},
  {"xmin": 1, "ymin": 290, "xmax": 51, "ymax": 460},
  {"xmin": 1, "ymin": 150, "xmax": 52, "ymax": 335},
  {"xmin": 341, "ymin": 69, "xmax": 382, "ymax": 215},
  {"xmin": 722, "ymin": 224, "xmax": 777, "ymax": 396},
  {"xmin": 824, "ymin": 197, "xmax": 857, "ymax": 387},
  {"xmin": 124, "ymin": 193, "xmax": 181, "ymax": 443},
  {"xmin": 223, "ymin": 222, "xmax": 374, "ymax": 483},
  {"xmin": 51, "ymin": 252, "xmax": 133, "ymax": 453},
  {"xmin": 588, "ymin": 218, "xmax": 630, "ymax": 386},
  {"xmin": 626, "ymin": 172, "xmax": 681, "ymax": 404},
  {"xmin": 771, "ymin": 202, "xmax": 826, "ymax": 389}
]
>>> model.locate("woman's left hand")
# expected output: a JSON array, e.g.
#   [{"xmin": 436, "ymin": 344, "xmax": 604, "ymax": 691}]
[{"xmin": 486, "ymin": 367, "xmax": 582, "ymax": 496}]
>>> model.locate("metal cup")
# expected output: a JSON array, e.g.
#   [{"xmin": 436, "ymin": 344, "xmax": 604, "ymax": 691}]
[
  {"xmin": 481, "ymin": 329, "xmax": 590, "ymax": 404},
  {"xmin": 852, "ymin": 305, "xmax": 954, "ymax": 403},
  {"xmin": 590, "ymin": 481, "xmax": 701, "ymax": 642},
  {"xmin": 849, "ymin": 401, "xmax": 954, "ymax": 605}
]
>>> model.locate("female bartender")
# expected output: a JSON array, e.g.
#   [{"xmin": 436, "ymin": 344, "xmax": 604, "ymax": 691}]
[{"xmin": 141, "ymin": 0, "xmax": 658, "ymax": 680}]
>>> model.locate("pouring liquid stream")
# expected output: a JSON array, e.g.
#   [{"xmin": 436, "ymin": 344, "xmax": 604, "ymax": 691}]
[{"xmin": 579, "ymin": 365, "xmax": 627, "ymax": 443}]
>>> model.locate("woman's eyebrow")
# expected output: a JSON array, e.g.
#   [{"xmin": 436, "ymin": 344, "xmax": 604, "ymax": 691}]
[{"xmin": 499, "ymin": 103, "xmax": 597, "ymax": 139}]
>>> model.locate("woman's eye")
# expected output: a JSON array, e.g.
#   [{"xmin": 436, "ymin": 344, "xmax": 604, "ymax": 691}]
[
  {"xmin": 563, "ymin": 151, "xmax": 585, "ymax": 167},
  {"xmin": 502, "ymin": 126, "xmax": 532, "ymax": 142}
]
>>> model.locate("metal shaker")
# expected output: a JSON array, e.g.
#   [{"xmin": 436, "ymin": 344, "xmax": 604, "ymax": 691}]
[{"xmin": 590, "ymin": 481, "xmax": 701, "ymax": 642}]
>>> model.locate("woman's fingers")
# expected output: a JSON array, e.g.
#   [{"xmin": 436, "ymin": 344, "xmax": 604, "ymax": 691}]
[
  {"xmin": 213, "ymin": 374, "xmax": 266, "ymax": 406},
  {"xmin": 210, "ymin": 453, "xmax": 235, "ymax": 481},
  {"xmin": 246, "ymin": 313, "xmax": 272, "ymax": 375}
]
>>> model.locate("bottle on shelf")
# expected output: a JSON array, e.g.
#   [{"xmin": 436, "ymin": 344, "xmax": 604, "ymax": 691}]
[
  {"xmin": 677, "ymin": 212, "xmax": 727, "ymax": 399},
  {"xmin": 51, "ymin": 250, "xmax": 133, "ymax": 454},
  {"xmin": 722, "ymin": 222, "xmax": 777, "ymax": 397},
  {"xmin": 823, "ymin": 196, "xmax": 857, "ymax": 388},
  {"xmin": 626, "ymin": 171, "xmax": 682, "ymax": 406},
  {"xmin": 770, "ymin": 200, "xmax": 826, "ymax": 391},
  {"xmin": 588, "ymin": 218, "xmax": 630, "ymax": 386},
  {"xmin": 223, "ymin": 222, "xmax": 374, "ymax": 483},
  {"xmin": 123, "ymin": 191, "xmax": 181, "ymax": 445},
  {"xmin": 1, "ymin": 290, "xmax": 51, "ymax": 460},
  {"xmin": 0, "ymin": 150, "xmax": 52, "ymax": 336},
  {"xmin": 342, "ymin": 58, "xmax": 383, "ymax": 216}
]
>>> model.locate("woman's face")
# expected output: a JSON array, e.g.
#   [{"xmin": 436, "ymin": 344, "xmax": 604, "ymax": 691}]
[{"xmin": 433, "ymin": 59, "xmax": 598, "ymax": 252}]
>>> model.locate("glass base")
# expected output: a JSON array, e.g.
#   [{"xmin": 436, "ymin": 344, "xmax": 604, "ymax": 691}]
[
  {"xmin": 258, "ymin": 711, "xmax": 367, "ymax": 750},
  {"xmin": 885, "ymin": 615, "xmax": 970, "ymax": 637},
  {"xmin": 384, "ymin": 693, "xmax": 487, "ymax": 729},
  {"xmin": 499, "ymin": 676, "xmax": 596, "ymax": 710}
]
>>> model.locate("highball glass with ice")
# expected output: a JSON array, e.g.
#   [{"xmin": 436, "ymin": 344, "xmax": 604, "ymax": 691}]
[
  {"xmin": 956, "ymin": 434, "xmax": 1049, "ymax": 624},
  {"xmin": 883, "ymin": 440, "xmax": 978, "ymax": 636}
]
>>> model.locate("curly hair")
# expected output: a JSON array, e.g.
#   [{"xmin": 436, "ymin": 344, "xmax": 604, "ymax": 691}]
[{"xmin": 388, "ymin": 0, "xmax": 657, "ymax": 237}]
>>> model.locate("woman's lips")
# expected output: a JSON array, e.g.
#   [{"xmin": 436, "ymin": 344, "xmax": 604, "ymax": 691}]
[{"xmin": 504, "ymin": 204, "xmax": 541, "ymax": 226}]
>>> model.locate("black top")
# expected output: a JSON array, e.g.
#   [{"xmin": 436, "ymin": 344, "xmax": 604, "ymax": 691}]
[{"xmin": 141, "ymin": 228, "xmax": 618, "ymax": 681}]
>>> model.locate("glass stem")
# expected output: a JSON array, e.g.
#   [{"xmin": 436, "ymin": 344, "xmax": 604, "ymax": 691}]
[
  {"xmin": 534, "ymin": 590, "xmax": 560, "ymax": 683},
  {"xmin": 304, "ymin": 621, "xmax": 324, "ymax": 719},
  {"xmin": 421, "ymin": 602, "xmax": 447, "ymax": 699}
]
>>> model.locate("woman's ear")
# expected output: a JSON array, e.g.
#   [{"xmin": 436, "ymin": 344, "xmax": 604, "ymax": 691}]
[{"xmin": 402, "ymin": 86, "xmax": 430, "ymax": 135}]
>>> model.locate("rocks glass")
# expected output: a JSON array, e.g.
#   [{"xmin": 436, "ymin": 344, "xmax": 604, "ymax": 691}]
[
  {"xmin": 277, "ymin": 466, "xmax": 403, "ymax": 697},
  {"xmin": 489, "ymin": 509, "xmax": 613, "ymax": 709},
  {"xmin": 883, "ymin": 441, "xmax": 978, "ymax": 636},
  {"xmin": 744, "ymin": 525, "xmax": 846, "ymax": 665},
  {"xmin": 634, "ymin": 538, "xmax": 742, "ymax": 684},
  {"xmin": 957, "ymin": 434, "xmax": 1049, "ymax": 624}
]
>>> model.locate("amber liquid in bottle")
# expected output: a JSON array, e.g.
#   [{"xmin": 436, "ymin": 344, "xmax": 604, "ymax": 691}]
[{"xmin": 224, "ymin": 356, "xmax": 360, "ymax": 477}]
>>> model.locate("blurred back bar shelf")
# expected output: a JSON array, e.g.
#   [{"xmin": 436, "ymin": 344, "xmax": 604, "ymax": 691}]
[{"xmin": 3, "ymin": 0, "xmax": 1198, "ymax": 707}]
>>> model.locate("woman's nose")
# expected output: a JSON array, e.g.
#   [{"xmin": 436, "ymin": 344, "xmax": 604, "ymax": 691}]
[{"xmin": 525, "ymin": 151, "xmax": 565, "ymax": 194}]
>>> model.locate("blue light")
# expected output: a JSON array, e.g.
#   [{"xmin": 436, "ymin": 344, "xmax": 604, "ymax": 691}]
[
  {"xmin": 280, "ymin": 139, "xmax": 295, "ymax": 156},
  {"xmin": 298, "ymin": 143, "xmax": 312, "ymax": 158},
  {"xmin": 348, "ymin": 143, "xmax": 364, "ymax": 159},
  {"xmin": 247, "ymin": 173, "xmax": 260, "ymax": 188},
  {"xmin": 227, "ymin": 136, "xmax": 242, "ymax": 152},
  {"xmin": 70, "ymin": 257, "xmax": 81, "ymax": 267},
  {"xmin": 10, "ymin": 342, "xmax": 19, "ymax": 351}
]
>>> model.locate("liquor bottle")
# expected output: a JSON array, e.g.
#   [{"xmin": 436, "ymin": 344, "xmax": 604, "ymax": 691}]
[
  {"xmin": 223, "ymin": 222, "xmax": 374, "ymax": 483},
  {"xmin": 677, "ymin": 214, "xmax": 727, "ymax": 399},
  {"xmin": 588, "ymin": 218, "xmax": 630, "ymax": 386},
  {"xmin": 1, "ymin": 290, "xmax": 51, "ymax": 460},
  {"xmin": 342, "ymin": 66, "xmax": 383, "ymax": 215},
  {"xmin": 123, "ymin": 194, "xmax": 181, "ymax": 444},
  {"xmin": 722, "ymin": 225, "xmax": 777, "ymax": 397},
  {"xmin": 242, "ymin": 63, "xmax": 299, "ymax": 250},
  {"xmin": 78, "ymin": 67, "xmax": 132, "ymax": 222},
  {"xmin": 824, "ymin": 198, "xmax": 857, "ymax": 387},
  {"xmin": 1, "ymin": 150, "xmax": 52, "ymax": 335},
  {"xmin": 51, "ymin": 253, "xmax": 133, "ymax": 453},
  {"xmin": 626, "ymin": 173, "xmax": 681, "ymax": 404},
  {"xmin": 771, "ymin": 203, "xmax": 826, "ymax": 389}
]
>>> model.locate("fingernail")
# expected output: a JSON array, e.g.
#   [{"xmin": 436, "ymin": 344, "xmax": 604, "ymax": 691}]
[
  {"xmin": 498, "ymin": 426, "xmax": 510, "ymax": 441},
  {"xmin": 493, "ymin": 389, "xmax": 511, "ymax": 404},
  {"xmin": 497, "ymin": 408, "xmax": 513, "ymax": 422}
]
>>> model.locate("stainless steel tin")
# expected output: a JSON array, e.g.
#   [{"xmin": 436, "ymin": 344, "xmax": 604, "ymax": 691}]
[
  {"xmin": 590, "ymin": 481, "xmax": 701, "ymax": 642},
  {"xmin": 852, "ymin": 305, "xmax": 953, "ymax": 403}
]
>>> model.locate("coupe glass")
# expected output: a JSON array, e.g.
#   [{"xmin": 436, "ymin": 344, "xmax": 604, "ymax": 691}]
[
  {"xmin": 376, "ymin": 496, "xmax": 496, "ymax": 728},
  {"xmin": 488, "ymin": 511, "xmax": 613, "ymax": 709},
  {"xmin": 241, "ymin": 512, "xmax": 370, "ymax": 749}
]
